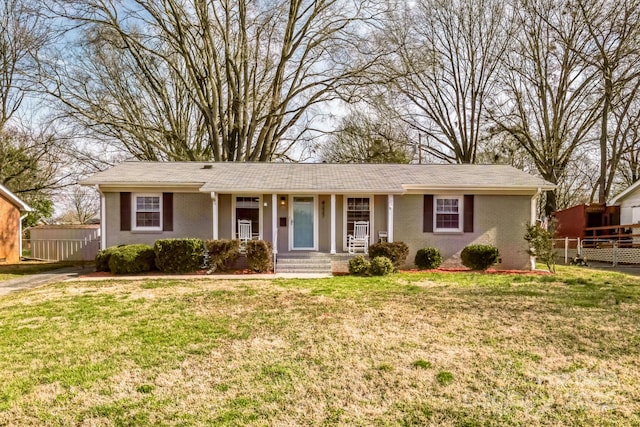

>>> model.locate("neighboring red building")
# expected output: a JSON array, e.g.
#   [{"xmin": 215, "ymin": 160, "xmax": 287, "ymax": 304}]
[
  {"xmin": 553, "ymin": 203, "xmax": 620, "ymax": 239},
  {"xmin": 0, "ymin": 185, "xmax": 32, "ymax": 263}
]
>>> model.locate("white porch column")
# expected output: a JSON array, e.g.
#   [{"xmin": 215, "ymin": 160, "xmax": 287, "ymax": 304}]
[
  {"xmin": 330, "ymin": 194, "xmax": 337, "ymax": 254},
  {"xmin": 388, "ymin": 194, "xmax": 394, "ymax": 243},
  {"xmin": 272, "ymin": 193, "xmax": 278, "ymax": 254},
  {"xmin": 99, "ymin": 188, "xmax": 106, "ymax": 249},
  {"xmin": 211, "ymin": 192, "xmax": 219, "ymax": 240}
]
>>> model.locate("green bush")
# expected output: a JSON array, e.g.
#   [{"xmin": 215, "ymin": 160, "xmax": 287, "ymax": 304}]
[
  {"xmin": 108, "ymin": 244, "xmax": 156, "ymax": 274},
  {"xmin": 348, "ymin": 255, "xmax": 370, "ymax": 275},
  {"xmin": 370, "ymin": 256, "xmax": 394, "ymax": 276},
  {"xmin": 205, "ymin": 239, "xmax": 240, "ymax": 272},
  {"xmin": 246, "ymin": 240, "xmax": 273, "ymax": 273},
  {"xmin": 368, "ymin": 242, "xmax": 409, "ymax": 269},
  {"xmin": 154, "ymin": 238, "xmax": 205, "ymax": 273},
  {"xmin": 460, "ymin": 244, "xmax": 499, "ymax": 270},
  {"xmin": 415, "ymin": 247, "xmax": 443, "ymax": 270},
  {"xmin": 95, "ymin": 246, "xmax": 117, "ymax": 272}
]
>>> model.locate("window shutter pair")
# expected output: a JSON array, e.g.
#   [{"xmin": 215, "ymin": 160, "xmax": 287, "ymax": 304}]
[
  {"xmin": 120, "ymin": 192, "xmax": 173, "ymax": 231},
  {"xmin": 423, "ymin": 195, "xmax": 474, "ymax": 232}
]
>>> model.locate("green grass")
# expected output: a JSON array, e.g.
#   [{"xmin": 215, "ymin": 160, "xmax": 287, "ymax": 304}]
[{"xmin": 0, "ymin": 267, "xmax": 638, "ymax": 425}]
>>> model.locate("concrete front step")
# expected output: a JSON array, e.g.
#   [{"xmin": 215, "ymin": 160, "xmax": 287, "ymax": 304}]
[{"xmin": 276, "ymin": 252, "xmax": 338, "ymax": 274}]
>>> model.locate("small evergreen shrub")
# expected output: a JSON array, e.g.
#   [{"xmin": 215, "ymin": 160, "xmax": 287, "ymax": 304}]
[
  {"xmin": 460, "ymin": 244, "xmax": 499, "ymax": 270},
  {"xmin": 414, "ymin": 247, "xmax": 443, "ymax": 270},
  {"xmin": 246, "ymin": 240, "xmax": 272, "ymax": 273},
  {"xmin": 348, "ymin": 255, "xmax": 370, "ymax": 275},
  {"xmin": 108, "ymin": 244, "xmax": 156, "ymax": 274},
  {"xmin": 370, "ymin": 256, "xmax": 394, "ymax": 276},
  {"xmin": 368, "ymin": 242, "xmax": 409, "ymax": 268},
  {"xmin": 205, "ymin": 239, "xmax": 240, "ymax": 272},
  {"xmin": 154, "ymin": 238, "xmax": 205, "ymax": 273},
  {"xmin": 95, "ymin": 246, "xmax": 117, "ymax": 272}
]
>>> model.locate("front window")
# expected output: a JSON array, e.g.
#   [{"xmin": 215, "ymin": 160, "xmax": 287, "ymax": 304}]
[
  {"xmin": 236, "ymin": 196, "xmax": 260, "ymax": 239},
  {"xmin": 133, "ymin": 194, "xmax": 161, "ymax": 230},
  {"xmin": 346, "ymin": 197, "xmax": 371, "ymax": 236},
  {"xmin": 435, "ymin": 196, "xmax": 462, "ymax": 232}
]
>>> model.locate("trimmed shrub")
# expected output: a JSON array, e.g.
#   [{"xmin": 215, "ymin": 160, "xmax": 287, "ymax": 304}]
[
  {"xmin": 415, "ymin": 247, "xmax": 443, "ymax": 270},
  {"xmin": 368, "ymin": 242, "xmax": 409, "ymax": 269},
  {"xmin": 348, "ymin": 255, "xmax": 370, "ymax": 275},
  {"xmin": 246, "ymin": 240, "xmax": 272, "ymax": 273},
  {"xmin": 370, "ymin": 256, "xmax": 394, "ymax": 276},
  {"xmin": 108, "ymin": 244, "xmax": 156, "ymax": 274},
  {"xmin": 154, "ymin": 238, "xmax": 205, "ymax": 273},
  {"xmin": 460, "ymin": 244, "xmax": 499, "ymax": 270},
  {"xmin": 205, "ymin": 239, "xmax": 240, "ymax": 272},
  {"xmin": 95, "ymin": 246, "xmax": 117, "ymax": 272}
]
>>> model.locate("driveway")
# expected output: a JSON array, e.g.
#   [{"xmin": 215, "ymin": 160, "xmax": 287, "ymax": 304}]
[{"xmin": 0, "ymin": 266, "xmax": 88, "ymax": 296}]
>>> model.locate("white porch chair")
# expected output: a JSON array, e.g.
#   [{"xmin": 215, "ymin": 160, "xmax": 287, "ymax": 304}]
[
  {"xmin": 348, "ymin": 221, "xmax": 370, "ymax": 254},
  {"xmin": 238, "ymin": 219, "xmax": 252, "ymax": 253}
]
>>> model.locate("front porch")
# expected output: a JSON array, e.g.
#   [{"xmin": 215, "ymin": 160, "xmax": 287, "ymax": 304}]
[{"xmin": 210, "ymin": 193, "xmax": 396, "ymax": 256}]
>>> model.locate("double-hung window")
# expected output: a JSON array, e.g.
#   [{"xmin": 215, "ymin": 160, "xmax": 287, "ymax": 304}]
[
  {"xmin": 346, "ymin": 197, "xmax": 371, "ymax": 236},
  {"xmin": 133, "ymin": 194, "xmax": 162, "ymax": 230},
  {"xmin": 434, "ymin": 196, "xmax": 463, "ymax": 232}
]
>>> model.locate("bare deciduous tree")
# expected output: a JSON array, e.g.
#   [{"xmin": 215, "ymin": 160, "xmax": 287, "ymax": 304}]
[
  {"xmin": 379, "ymin": 0, "xmax": 510, "ymax": 164},
  {"xmin": 47, "ymin": 0, "xmax": 383, "ymax": 162},
  {"xmin": 489, "ymin": 0, "xmax": 601, "ymax": 215},
  {"xmin": 0, "ymin": 0, "xmax": 49, "ymax": 131},
  {"xmin": 573, "ymin": 0, "xmax": 640, "ymax": 203},
  {"xmin": 321, "ymin": 106, "xmax": 412, "ymax": 163}
]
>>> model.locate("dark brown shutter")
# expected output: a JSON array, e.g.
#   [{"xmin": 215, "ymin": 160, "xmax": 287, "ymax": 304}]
[
  {"xmin": 120, "ymin": 192, "xmax": 131, "ymax": 231},
  {"xmin": 464, "ymin": 195, "xmax": 474, "ymax": 233},
  {"xmin": 163, "ymin": 192, "xmax": 173, "ymax": 231},
  {"xmin": 423, "ymin": 195, "xmax": 434, "ymax": 232}
]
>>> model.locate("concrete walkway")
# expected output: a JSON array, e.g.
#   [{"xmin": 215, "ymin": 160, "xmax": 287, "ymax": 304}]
[{"xmin": 0, "ymin": 266, "xmax": 90, "ymax": 296}]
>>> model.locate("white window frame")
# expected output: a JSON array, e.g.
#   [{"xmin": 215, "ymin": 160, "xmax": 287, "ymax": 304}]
[
  {"xmin": 434, "ymin": 195, "xmax": 463, "ymax": 233},
  {"xmin": 232, "ymin": 195, "xmax": 263, "ymax": 240},
  {"xmin": 342, "ymin": 195, "xmax": 374, "ymax": 250},
  {"xmin": 132, "ymin": 193, "xmax": 163, "ymax": 231}
]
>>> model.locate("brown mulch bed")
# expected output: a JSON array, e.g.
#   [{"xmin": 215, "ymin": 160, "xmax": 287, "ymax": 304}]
[{"xmin": 400, "ymin": 268, "xmax": 552, "ymax": 275}]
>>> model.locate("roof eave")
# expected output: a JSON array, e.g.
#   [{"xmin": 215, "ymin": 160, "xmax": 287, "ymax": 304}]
[{"xmin": 0, "ymin": 184, "xmax": 32, "ymax": 211}]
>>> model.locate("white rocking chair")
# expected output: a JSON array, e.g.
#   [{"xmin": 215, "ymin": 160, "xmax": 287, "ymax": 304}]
[
  {"xmin": 348, "ymin": 221, "xmax": 370, "ymax": 254},
  {"xmin": 238, "ymin": 219, "xmax": 252, "ymax": 253}
]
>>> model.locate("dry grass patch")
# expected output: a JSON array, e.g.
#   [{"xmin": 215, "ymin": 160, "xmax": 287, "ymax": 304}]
[{"xmin": 0, "ymin": 267, "xmax": 639, "ymax": 425}]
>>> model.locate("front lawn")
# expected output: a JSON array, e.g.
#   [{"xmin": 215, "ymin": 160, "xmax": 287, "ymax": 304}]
[{"xmin": 0, "ymin": 267, "xmax": 639, "ymax": 425}]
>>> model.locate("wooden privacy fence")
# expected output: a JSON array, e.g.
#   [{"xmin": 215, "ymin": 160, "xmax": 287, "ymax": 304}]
[{"xmin": 23, "ymin": 238, "xmax": 100, "ymax": 262}]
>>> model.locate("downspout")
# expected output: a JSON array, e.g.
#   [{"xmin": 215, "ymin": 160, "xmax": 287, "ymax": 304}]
[
  {"xmin": 19, "ymin": 213, "xmax": 29, "ymax": 260},
  {"xmin": 530, "ymin": 187, "xmax": 542, "ymax": 270},
  {"xmin": 96, "ymin": 185, "xmax": 107, "ymax": 250}
]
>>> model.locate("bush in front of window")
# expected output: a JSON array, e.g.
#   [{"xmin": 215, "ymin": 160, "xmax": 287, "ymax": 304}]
[
  {"xmin": 154, "ymin": 238, "xmax": 205, "ymax": 273},
  {"xmin": 246, "ymin": 240, "xmax": 273, "ymax": 273},
  {"xmin": 460, "ymin": 244, "xmax": 499, "ymax": 271},
  {"xmin": 368, "ymin": 242, "xmax": 409, "ymax": 269},
  {"xmin": 415, "ymin": 247, "xmax": 443, "ymax": 270},
  {"xmin": 348, "ymin": 255, "xmax": 370, "ymax": 275},
  {"xmin": 205, "ymin": 239, "xmax": 240, "ymax": 272},
  {"xmin": 370, "ymin": 256, "xmax": 394, "ymax": 276},
  {"xmin": 95, "ymin": 246, "xmax": 118, "ymax": 272},
  {"xmin": 108, "ymin": 244, "xmax": 156, "ymax": 274}
]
